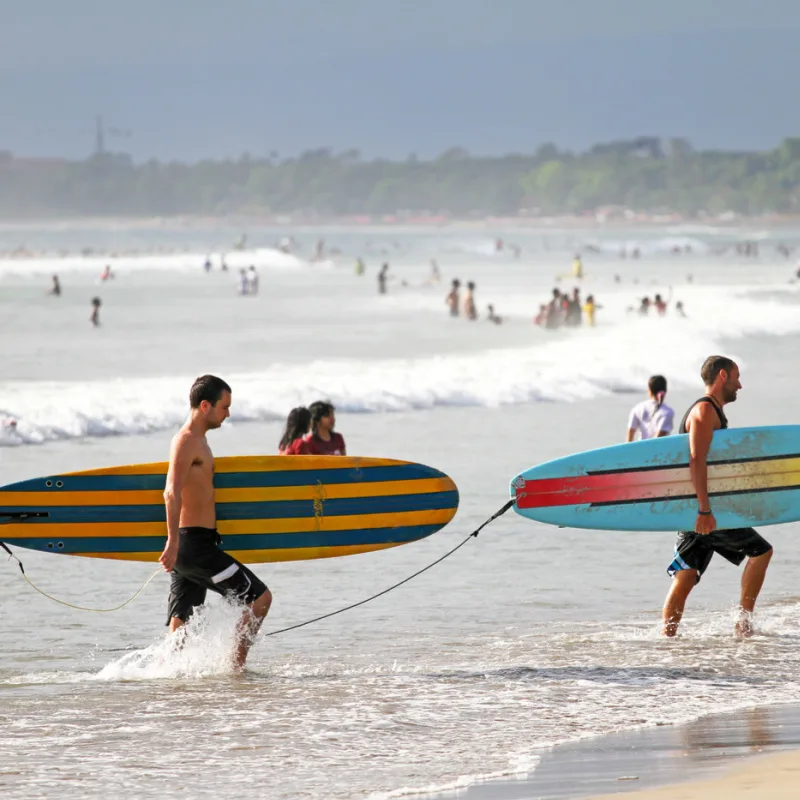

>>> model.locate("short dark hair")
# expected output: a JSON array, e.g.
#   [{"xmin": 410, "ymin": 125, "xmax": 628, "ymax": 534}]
[
  {"xmin": 648, "ymin": 375, "xmax": 667, "ymax": 396},
  {"xmin": 700, "ymin": 356, "xmax": 736, "ymax": 386},
  {"xmin": 189, "ymin": 375, "xmax": 232, "ymax": 408}
]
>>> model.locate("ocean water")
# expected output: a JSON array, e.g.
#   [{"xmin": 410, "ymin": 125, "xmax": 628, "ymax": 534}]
[{"xmin": 2, "ymin": 222, "xmax": 800, "ymax": 800}]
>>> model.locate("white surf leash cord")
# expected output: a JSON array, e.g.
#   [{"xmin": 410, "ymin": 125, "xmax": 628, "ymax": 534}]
[
  {"xmin": 0, "ymin": 499, "xmax": 515, "ymax": 627},
  {"xmin": 0, "ymin": 539, "xmax": 162, "ymax": 612}
]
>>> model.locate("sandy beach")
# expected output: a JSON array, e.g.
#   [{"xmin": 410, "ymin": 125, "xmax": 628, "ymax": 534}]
[
  {"xmin": 591, "ymin": 750, "xmax": 800, "ymax": 799},
  {"xmin": 427, "ymin": 702, "xmax": 800, "ymax": 799}
]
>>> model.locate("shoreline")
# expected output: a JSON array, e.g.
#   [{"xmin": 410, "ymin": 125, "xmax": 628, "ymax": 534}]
[
  {"xmin": 0, "ymin": 213, "xmax": 799, "ymax": 233},
  {"xmin": 423, "ymin": 702, "xmax": 800, "ymax": 800}
]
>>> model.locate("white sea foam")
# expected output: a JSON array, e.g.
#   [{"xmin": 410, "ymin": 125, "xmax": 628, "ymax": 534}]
[
  {"xmin": 1, "ymin": 282, "xmax": 798, "ymax": 448},
  {"xmin": 0, "ymin": 246, "xmax": 309, "ymax": 277},
  {"xmin": 95, "ymin": 598, "xmax": 243, "ymax": 681}
]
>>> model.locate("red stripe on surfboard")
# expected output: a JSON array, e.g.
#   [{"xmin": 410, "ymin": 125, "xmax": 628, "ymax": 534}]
[{"xmin": 515, "ymin": 466, "xmax": 692, "ymax": 509}]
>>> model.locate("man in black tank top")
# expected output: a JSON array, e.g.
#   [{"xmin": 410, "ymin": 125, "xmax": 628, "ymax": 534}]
[{"xmin": 662, "ymin": 356, "xmax": 773, "ymax": 637}]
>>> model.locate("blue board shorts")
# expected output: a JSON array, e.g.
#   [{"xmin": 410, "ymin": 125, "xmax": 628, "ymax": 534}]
[
  {"xmin": 667, "ymin": 528, "xmax": 772, "ymax": 584},
  {"xmin": 166, "ymin": 527, "xmax": 268, "ymax": 625}
]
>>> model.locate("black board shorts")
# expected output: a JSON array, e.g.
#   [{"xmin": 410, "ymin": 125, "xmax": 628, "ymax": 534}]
[
  {"xmin": 166, "ymin": 527, "xmax": 268, "ymax": 625},
  {"xmin": 667, "ymin": 528, "xmax": 773, "ymax": 584}
]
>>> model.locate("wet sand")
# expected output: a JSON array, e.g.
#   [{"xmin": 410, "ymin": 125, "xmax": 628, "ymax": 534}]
[{"xmin": 427, "ymin": 703, "xmax": 800, "ymax": 799}]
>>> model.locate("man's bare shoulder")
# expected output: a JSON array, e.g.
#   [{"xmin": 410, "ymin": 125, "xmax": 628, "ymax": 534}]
[
  {"xmin": 686, "ymin": 400, "xmax": 721, "ymax": 432},
  {"xmin": 169, "ymin": 428, "xmax": 206, "ymax": 459}
]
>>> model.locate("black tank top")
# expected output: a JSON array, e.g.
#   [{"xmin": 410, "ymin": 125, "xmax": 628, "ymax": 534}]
[{"xmin": 678, "ymin": 396, "xmax": 728, "ymax": 434}]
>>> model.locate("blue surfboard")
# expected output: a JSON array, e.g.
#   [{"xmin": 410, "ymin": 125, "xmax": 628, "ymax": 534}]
[{"xmin": 510, "ymin": 425, "xmax": 800, "ymax": 532}]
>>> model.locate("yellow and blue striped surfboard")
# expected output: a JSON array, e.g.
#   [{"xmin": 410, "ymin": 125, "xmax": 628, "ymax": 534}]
[{"xmin": 0, "ymin": 456, "xmax": 459, "ymax": 563}]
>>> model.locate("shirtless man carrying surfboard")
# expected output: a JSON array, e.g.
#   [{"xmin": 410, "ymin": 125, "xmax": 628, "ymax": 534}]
[
  {"xmin": 662, "ymin": 356, "xmax": 773, "ymax": 638},
  {"xmin": 159, "ymin": 375, "xmax": 272, "ymax": 668}
]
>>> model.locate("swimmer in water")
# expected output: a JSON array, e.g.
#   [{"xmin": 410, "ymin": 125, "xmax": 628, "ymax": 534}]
[
  {"xmin": 90, "ymin": 296, "xmax": 102, "ymax": 327},
  {"xmin": 446, "ymin": 279, "xmax": 460, "ymax": 317},
  {"xmin": 463, "ymin": 282, "xmax": 477, "ymax": 320},
  {"xmin": 378, "ymin": 263, "xmax": 389, "ymax": 294},
  {"xmin": 583, "ymin": 294, "xmax": 602, "ymax": 327}
]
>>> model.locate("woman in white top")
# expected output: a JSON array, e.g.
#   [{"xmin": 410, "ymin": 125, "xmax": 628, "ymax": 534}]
[{"xmin": 626, "ymin": 375, "xmax": 675, "ymax": 441}]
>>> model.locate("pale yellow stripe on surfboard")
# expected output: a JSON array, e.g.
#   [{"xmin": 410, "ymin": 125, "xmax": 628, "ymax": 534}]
[
  {"xmin": 0, "ymin": 477, "xmax": 455, "ymax": 508},
  {"xmin": 59, "ymin": 455, "xmax": 406, "ymax": 478},
  {"xmin": 708, "ymin": 457, "xmax": 800, "ymax": 479},
  {"xmin": 0, "ymin": 508, "xmax": 457, "ymax": 540},
  {"xmin": 74, "ymin": 542, "xmax": 404, "ymax": 564},
  {"xmin": 635, "ymin": 464, "xmax": 800, "ymax": 499}
]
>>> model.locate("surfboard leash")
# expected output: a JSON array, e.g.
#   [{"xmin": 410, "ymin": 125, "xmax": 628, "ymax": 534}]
[
  {"xmin": 0, "ymin": 541, "xmax": 162, "ymax": 613},
  {"xmin": 263, "ymin": 498, "xmax": 516, "ymax": 638},
  {"xmin": 0, "ymin": 498, "xmax": 515, "ymax": 624}
]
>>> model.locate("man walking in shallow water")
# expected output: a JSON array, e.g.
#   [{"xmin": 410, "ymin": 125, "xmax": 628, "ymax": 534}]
[
  {"xmin": 662, "ymin": 356, "xmax": 773, "ymax": 638},
  {"xmin": 159, "ymin": 375, "xmax": 272, "ymax": 669}
]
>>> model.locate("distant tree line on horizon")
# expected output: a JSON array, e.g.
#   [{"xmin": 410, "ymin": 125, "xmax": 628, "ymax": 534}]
[{"xmin": 1, "ymin": 136, "xmax": 800, "ymax": 219}]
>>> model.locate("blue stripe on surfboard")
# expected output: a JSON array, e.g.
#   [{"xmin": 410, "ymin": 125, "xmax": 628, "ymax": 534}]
[
  {"xmin": 0, "ymin": 524, "xmax": 442, "ymax": 555},
  {"xmin": 0, "ymin": 464, "xmax": 447, "ymax": 493},
  {"xmin": 0, "ymin": 490, "xmax": 460, "ymax": 524}
]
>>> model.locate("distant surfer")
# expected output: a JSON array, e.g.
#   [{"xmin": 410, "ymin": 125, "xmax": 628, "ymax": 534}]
[
  {"xmin": 626, "ymin": 375, "xmax": 674, "ymax": 441},
  {"xmin": 49, "ymin": 274, "xmax": 61, "ymax": 296},
  {"xmin": 160, "ymin": 375, "xmax": 272, "ymax": 669},
  {"xmin": 662, "ymin": 357, "xmax": 773, "ymax": 638},
  {"xmin": 298, "ymin": 401, "xmax": 346, "ymax": 455},
  {"xmin": 572, "ymin": 255, "xmax": 583, "ymax": 280},
  {"xmin": 278, "ymin": 406, "xmax": 312, "ymax": 454}
]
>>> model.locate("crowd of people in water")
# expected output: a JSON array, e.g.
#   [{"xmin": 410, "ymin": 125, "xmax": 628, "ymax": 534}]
[
  {"xmin": 443, "ymin": 277, "xmax": 503, "ymax": 324},
  {"xmin": 41, "ymin": 235, "xmax": 800, "ymax": 334}
]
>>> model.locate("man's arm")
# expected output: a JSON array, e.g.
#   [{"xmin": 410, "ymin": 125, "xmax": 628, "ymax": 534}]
[
  {"xmin": 687, "ymin": 404, "xmax": 718, "ymax": 534},
  {"xmin": 160, "ymin": 434, "xmax": 196, "ymax": 571}
]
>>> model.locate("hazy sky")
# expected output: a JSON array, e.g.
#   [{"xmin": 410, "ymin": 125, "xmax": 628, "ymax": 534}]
[{"xmin": 2, "ymin": 0, "xmax": 799, "ymax": 161}]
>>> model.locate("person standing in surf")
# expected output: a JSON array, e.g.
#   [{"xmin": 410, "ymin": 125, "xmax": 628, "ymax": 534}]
[
  {"xmin": 625, "ymin": 375, "xmax": 675, "ymax": 441},
  {"xmin": 160, "ymin": 375, "xmax": 272, "ymax": 669},
  {"xmin": 661, "ymin": 356, "xmax": 773, "ymax": 638},
  {"xmin": 299, "ymin": 401, "xmax": 346, "ymax": 455},
  {"xmin": 278, "ymin": 406, "xmax": 312, "ymax": 454}
]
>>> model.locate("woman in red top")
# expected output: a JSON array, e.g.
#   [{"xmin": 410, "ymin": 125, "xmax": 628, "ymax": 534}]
[
  {"xmin": 278, "ymin": 406, "xmax": 312, "ymax": 454},
  {"xmin": 302, "ymin": 401, "xmax": 346, "ymax": 455}
]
